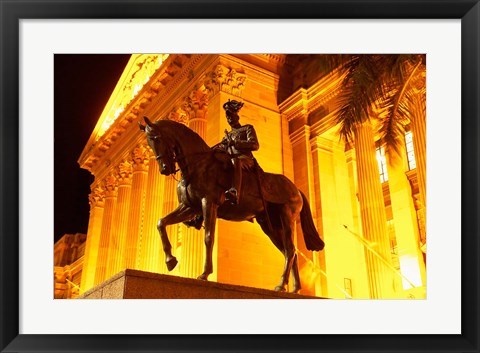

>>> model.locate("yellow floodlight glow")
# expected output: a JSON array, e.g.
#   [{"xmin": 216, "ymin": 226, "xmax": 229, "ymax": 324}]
[{"xmin": 94, "ymin": 54, "xmax": 169, "ymax": 141}]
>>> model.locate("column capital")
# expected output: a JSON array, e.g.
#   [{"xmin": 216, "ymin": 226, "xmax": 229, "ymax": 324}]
[
  {"xmin": 89, "ymin": 185, "xmax": 105, "ymax": 208},
  {"xmin": 102, "ymin": 174, "xmax": 118, "ymax": 198},
  {"xmin": 165, "ymin": 106, "xmax": 187, "ymax": 125},
  {"xmin": 132, "ymin": 144, "xmax": 150, "ymax": 172},
  {"xmin": 116, "ymin": 160, "xmax": 133, "ymax": 186},
  {"xmin": 183, "ymin": 88, "xmax": 209, "ymax": 122},
  {"xmin": 203, "ymin": 64, "xmax": 247, "ymax": 98}
]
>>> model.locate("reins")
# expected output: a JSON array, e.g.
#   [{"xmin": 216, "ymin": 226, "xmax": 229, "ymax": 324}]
[{"xmin": 155, "ymin": 147, "xmax": 212, "ymax": 181}]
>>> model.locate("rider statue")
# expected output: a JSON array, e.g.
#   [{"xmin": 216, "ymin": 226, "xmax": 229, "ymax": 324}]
[
  {"xmin": 183, "ymin": 99, "xmax": 259, "ymax": 230},
  {"xmin": 216, "ymin": 99, "xmax": 259, "ymax": 204}
]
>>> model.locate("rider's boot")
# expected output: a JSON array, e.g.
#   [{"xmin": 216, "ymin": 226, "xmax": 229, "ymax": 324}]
[
  {"xmin": 225, "ymin": 158, "xmax": 242, "ymax": 204},
  {"xmin": 183, "ymin": 215, "xmax": 203, "ymax": 230}
]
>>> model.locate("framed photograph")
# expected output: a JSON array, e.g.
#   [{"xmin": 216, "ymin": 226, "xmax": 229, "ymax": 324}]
[{"xmin": 1, "ymin": 0, "xmax": 479, "ymax": 352}]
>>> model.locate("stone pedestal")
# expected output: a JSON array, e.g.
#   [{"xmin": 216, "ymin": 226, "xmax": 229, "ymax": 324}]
[{"xmin": 79, "ymin": 269, "xmax": 323, "ymax": 299}]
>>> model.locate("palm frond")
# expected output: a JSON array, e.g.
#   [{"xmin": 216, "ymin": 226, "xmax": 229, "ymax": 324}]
[
  {"xmin": 320, "ymin": 54, "xmax": 426, "ymax": 160},
  {"xmin": 334, "ymin": 55, "xmax": 391, "ymax": 143},
  {"xmin": 313, "ymin": 54, "xmax": 355, "ymax": 74},
  {"xmin": 379, "ymin": 58, "xmax": 424, "ymax": 162}
]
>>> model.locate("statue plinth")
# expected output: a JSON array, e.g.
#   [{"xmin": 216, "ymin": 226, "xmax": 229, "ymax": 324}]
[{"xmin": 78, "ymin": 269, "xmax": 323, "ymax": 299}]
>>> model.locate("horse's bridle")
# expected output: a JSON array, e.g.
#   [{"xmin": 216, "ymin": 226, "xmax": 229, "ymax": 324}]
[{"xmin": 148, "ymin": 131, "xmax": 212, "ymax": 179}]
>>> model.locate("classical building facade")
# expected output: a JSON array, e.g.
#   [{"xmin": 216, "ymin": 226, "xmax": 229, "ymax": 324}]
[
  {"xmin": 72, "ymin": 54, "xmax": 426, "ymax": 299},
  {"xmin": 54, "ymin": 233, "xmax": 86, "ymax": 299}
]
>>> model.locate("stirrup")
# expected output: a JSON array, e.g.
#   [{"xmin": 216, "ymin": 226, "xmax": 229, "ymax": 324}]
[
  {"xmin": 183, "ymin": 215, "xmax": 203, "ymax": 230},
  {"xmin": 225, "ymin": 188, "xmax": 239, "ymax": 204}
]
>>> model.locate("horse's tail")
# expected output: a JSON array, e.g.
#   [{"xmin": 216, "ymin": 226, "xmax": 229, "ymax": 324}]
[{"xmin": 299, "ymin": 190, "xmax": 325, "ymax": 251}]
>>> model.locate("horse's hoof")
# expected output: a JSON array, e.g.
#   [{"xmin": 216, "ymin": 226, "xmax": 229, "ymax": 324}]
[
  {"xmin": 274, "ymin": 285, "xmax": 286, "ymax": 292},
  {"xmin": 292, "ymin": 288, "xmax": 301, "ymax": 294},
  {"xmin": 197, "ymin": 273, "xmax": 209, "ymax": 281},
  {"xmin": 166, "ymin": 257, "xmax": 178, "ymax": 271}
]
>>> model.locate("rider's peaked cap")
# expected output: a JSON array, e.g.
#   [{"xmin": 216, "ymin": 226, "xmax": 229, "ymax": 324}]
[{"xmin": 223, "ymin": 99, "xmax": 244, "ymax": 113}]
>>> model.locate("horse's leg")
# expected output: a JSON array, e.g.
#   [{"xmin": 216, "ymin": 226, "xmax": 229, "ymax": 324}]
[
  {"xmin": 197, "ymin": 198, "xmax": 218, "ymax": 281},
  {"xmin": 256, "ymin": 213, "xmax": 295, "ymax": 292},
  {"xmin": 274, "ymin": 213, "xmax": 296, "ymax": 292},
  {"xmin": 291, "ymin": 254, "xmax": 301, "ymax": 294},
  {"xmin": 157, "ymin": 203, "xmax": 196, "ymax": 271}
]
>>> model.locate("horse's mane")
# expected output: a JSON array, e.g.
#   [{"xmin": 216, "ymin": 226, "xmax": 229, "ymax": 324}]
[{"xmin": 154, "ymin": 119, "xmax": 211, "ymax": 153}]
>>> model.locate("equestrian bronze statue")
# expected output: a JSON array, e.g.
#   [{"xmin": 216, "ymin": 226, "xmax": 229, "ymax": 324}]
[
  {"xmin": 138, "ymin": 101, "xmax": 324, "ymax": 293},
  {"xmin": 216, "ymin": 99, "xmax": 258, "ymax": 205}
]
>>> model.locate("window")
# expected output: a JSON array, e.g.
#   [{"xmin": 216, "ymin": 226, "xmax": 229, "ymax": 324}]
[
  {"xmin": 376, "ymin": 145, "xmax": 388, "ymax": 183},
  {"xmin": 405, "ymin": 131, "xmax": 416, "ymax": 170},
  {"xmin": 344, "ymin": 278, "xmax": 353, "ymax": 299}
]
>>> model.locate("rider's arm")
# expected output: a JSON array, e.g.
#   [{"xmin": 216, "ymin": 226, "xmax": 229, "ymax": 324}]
[
  {"xmin": 234, "ymin": 125, "xmax": 259, "ymax": 151},
  {"xmin": 212, "ymin": 136, "xmax": 229, "ymax": 151}
]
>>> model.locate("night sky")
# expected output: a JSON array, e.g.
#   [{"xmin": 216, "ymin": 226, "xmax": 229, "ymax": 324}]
[{"xmin": 54, "ymin": 54, "xmax": 131, "ymax": 242}]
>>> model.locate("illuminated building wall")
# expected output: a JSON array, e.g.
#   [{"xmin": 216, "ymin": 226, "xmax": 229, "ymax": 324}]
[
  {"xmin": 71, "ymin": 54, "xmax": 426, "ymax": 299},
  {"xmin": 54, "ymin": 233, "xmax": 86, "ymax": 299}
]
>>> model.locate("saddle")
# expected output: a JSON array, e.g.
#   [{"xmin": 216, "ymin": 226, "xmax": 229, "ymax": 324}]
[
  {"xmin": 213, "ymin": 149, "xmax": 296, "ymax": 205},
  {"xmin": 183, "ymin": 151, "xmax": 297, "ymax": 229}
]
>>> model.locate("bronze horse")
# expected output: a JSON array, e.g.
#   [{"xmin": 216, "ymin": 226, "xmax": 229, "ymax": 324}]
[{"xmin": 139, "ymin": 117, "xmax": 324, "ymax": 293}]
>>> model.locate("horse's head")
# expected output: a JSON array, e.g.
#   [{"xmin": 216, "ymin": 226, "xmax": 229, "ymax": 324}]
[{"xmin": 138, "ymin": 117, "xmax": 177, "ymax": 176}]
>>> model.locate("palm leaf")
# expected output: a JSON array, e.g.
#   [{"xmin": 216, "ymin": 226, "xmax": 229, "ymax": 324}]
[{"xmin": 379, "ymin": 58, "xmax": 424, "ymax": 162}]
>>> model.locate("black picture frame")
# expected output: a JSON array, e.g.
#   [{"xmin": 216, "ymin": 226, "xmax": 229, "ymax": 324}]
[{"xmin": 1, "ymin": 1, "xmax": 479, "ymax": 352}]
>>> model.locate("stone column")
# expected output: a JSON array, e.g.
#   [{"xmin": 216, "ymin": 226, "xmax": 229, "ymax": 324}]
[
  {"xmin": 354, "ymin": 121, "xmax": 394, "ymax": 299},
  {"xmin": 411, "ymin": 91, "xmax": 427, "ymax": 209},
  {"xmin": 125, "ymin": 145, "xmax": 149, "ymax": 270},
  {"xmin": 411, "ymin": 93, "xmax": 427, "ymax": 248},
  {"xmin": 387, "ymin": 140, "xmax": 426, "ymax": 288},
  {"xmin": 289, "ymin": 125, "xmax": 318, "ymax": 296},
  {"xmin": 310, "ymin": 136, "xmax": 370, "ymax": 298},
  {"xmin": 180, "ymin": 89, "xmax": 208, "ymax": 278},
  {"xmin": 345, "ymin": 146, "xmax": 363, "ymax": 233},
  {"xmin": 80, "ymin": 185, "xmax": 105, "ymax": 292},
  {"xmin": 105, "ymin": 160, "xmax": 133, "ymax": 278},
  {"xmin": 138, "ymin": 153, "xmax": 166, "ymax": 273},
  {"xmin": 94, "ymin": 174, "xmax": 118, "ymax": 285}
]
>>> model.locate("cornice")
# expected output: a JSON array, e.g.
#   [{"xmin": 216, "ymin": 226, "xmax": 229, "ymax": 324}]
[
  {"xmin": 309, "ymin": 109, "xmax": 340, "ymax": 139},
  {"xmin": 279, "ymin": 69, "xmax": 345, "ymax": 122},
  {"xmin": 143, "ymin": 54, "xmax": 207, "ymax": 118},
  {"xmin": 290, "ymin": 125, "xmax": 311, "ymax": 146}
]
